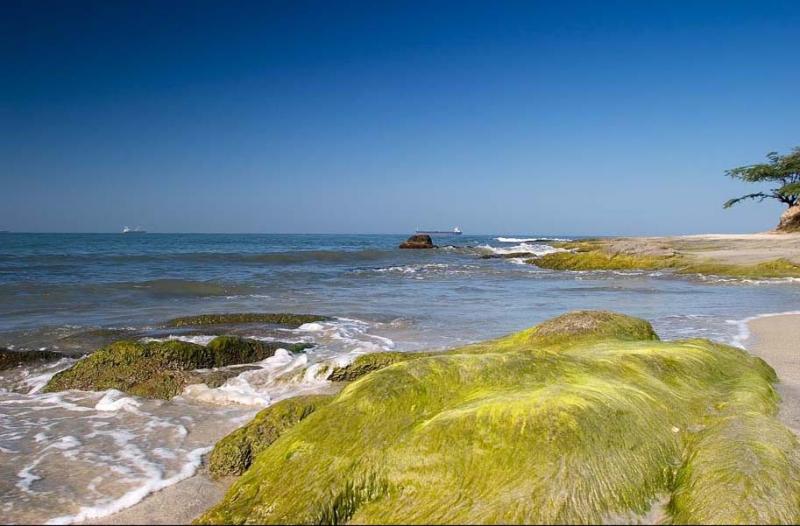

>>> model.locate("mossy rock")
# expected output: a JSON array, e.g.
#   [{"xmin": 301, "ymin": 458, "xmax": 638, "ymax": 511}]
[
  {"xmin": 197, "ymin": 311, "xmax": 799, "ymax": 525},
  {"xmin": 530, "ymin": 240, "xmax": 800, "ymax": 279},
  {"xmin": 0, "ymin": 347, "xmax": 62, "ymax": 370},
  {"xmin": 328, "ymin": 352, "xmax": 434, "ymax": 382},
  {"xmin": 166, "ymin": 313, "xmax": 330, "ymax": 328},
  {"xmin": 677, "ymin": 258, "xmax": 800, "ymax": 279},
  {"xmin": 528, "ymin": 249, "xmax": 675, "ymax": 271},
  {"xmin": 524, "ymin": 310, "xmax": 660, "ymax": 345},
  {"xmin": 43, "ymin": 336, "xmax": 310, "ymax": 399},
  {"xmin": 209, "ymin": 394, "xmax": 334, "ymax": 479}
]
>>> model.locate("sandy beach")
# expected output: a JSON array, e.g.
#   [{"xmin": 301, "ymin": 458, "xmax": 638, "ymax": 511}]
[
  {"xmin": 747, "ymin": 313, "xmax": 800, "ymax": 434},
  {"xmin": 80, "ymin": 470, "xmax": 232, "ymax": 525}
]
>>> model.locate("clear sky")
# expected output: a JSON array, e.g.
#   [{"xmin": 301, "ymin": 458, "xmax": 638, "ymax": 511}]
[{"xmin": 2, "ymin": 0, "xmax": 799, "ymax": 234}]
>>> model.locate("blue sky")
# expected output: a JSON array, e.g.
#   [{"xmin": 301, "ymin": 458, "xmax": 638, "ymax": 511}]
[{"xmin": 2, "ymin": 0, "xmax": 799, "ymax": 234}]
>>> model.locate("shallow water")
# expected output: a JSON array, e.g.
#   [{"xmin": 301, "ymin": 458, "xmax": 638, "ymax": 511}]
[{"xmin": 1, "ymin": 233, "xmax": 800, "ymax": 523}]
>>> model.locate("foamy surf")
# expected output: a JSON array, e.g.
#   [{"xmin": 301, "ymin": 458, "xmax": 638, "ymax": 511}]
[
  {"xmin": 495, "ymin": 237, "xmax": 572, "ymax": 243},
  {"xmin": 0, "ymin": 317, "xmax": 397, "ymax": 524}
]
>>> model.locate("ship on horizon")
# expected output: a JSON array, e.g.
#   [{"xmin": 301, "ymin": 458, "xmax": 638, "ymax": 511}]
[
  {"xmin": 415, "ymin": 226, "xmax": 462, "ymax": 236},
  {"xmin": 122, "ymin": 226, "xmax": 147, "ymax": 234}
]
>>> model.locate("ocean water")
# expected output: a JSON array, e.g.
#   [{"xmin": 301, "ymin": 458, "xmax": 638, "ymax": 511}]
[{"xmin": 2, "ymin": 233, "xmax": 800, "ymax": 523}]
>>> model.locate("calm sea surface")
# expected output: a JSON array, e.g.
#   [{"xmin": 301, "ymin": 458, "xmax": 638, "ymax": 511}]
[{"xmin": 2, "ymin": 233, "xmax": 800, "ymax": 523}]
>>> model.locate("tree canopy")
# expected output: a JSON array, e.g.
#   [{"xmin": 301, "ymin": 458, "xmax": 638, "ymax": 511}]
[{"xmin": 724, "ymin": 147, "xmax": 800, "ymax": 209}]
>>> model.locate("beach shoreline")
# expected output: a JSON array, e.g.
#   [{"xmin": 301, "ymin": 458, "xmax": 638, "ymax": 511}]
[
  {"xmin": 746, "ymin": 313, "xmax": 800, "ymax": 435},
  {"xmin": 86, "ymin": 310, "xmax": 800, "ymax": 525}
]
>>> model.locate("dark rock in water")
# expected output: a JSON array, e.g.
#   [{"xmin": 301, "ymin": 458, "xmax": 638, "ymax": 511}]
[
  {"xmin": 42, "ymin": 336, "xmax": 313, "ymax": 399},
  {"xmin": 480, "ymin": 252, "xmax": 535, "ymax": 259},
  {"xmin": 399, "ymin": 234, "xmax": 436, "ymax": 249},
  {"xmin": 0, "ymin": 348, "xmax": 62, "ymax": 370},
  {"xmin": 166, "ymin": 313, "xmax": 329, "ymax": 328}
]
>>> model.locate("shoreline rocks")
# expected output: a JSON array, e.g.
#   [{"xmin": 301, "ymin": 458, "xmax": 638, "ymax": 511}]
[
  {"xmin": 0, "ymin": 348, "xmax": 62, "ymax": 370},
  {"xmin": 42, "ymin": 336, "xmax": 312, "ymax": 399},
  {"xmin": 197, "ymin": 310, "xmax": 798, "ymax": 525},
  {"xmin": 399, "ymin": 234, "xmax": 436, "ymax": 249}
]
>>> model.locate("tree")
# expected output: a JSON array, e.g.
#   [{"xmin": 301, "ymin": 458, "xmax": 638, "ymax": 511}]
[{"xmin": 724, "ymin": 147, "xmax": 800, "ymax": 232}]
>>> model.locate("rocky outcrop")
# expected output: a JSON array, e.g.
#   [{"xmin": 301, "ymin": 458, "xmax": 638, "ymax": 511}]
[
  {"xmin": 198, "ymin": 310, "xmax": 799, "ymax": 525},
  {"xmin": 42, "ymin": 336, "xmax": 312, "ymax": 399},
  {"xmin": 208, "ymin": 394, "xmax": 333, "ymax": 478},
  {"xmin": 399, "ymin": 234, "xmax": 436, "ymax": 249},
  {"xmin": 0, "ymin": 347, "xmax": 62, "ymax": 370},
  {"xmin": 166, "ymin": 313, "xmax": 329, "ymax": 328},
  {"xmin": 777, "ymin": 204, "xmax": 800, "ymax": 233}
]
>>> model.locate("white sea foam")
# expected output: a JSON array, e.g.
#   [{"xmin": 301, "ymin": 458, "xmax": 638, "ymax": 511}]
[
  {"xmin": 726, "ymin": 310, "xmax": 800, "ymax": 349},
  {"xmin": 140, "ymin": 334, "xmax": 217, "ymax": 345},
  {"xmin": 496, "ymin": 237, "xmax": 571, "ymax": 243},
  {"xmin": 45, "ymin": 445, "xmax": 212, "ymax": 525},
  {"xmin": 95, "ymin": 390, "xmax": 142, "ymax": 412},
  {"xmin": 477, "ymin": 242, "xmax": 565, "ymax": 257}
]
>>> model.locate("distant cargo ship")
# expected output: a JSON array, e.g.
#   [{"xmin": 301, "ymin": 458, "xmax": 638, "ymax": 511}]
[
  {"xmin": 122, "ymin": 226, "xmax": 147, "ymax": 234},
  {"xmin": 415, "ymin": 226, "xmax": 462, "ymax": 236}
]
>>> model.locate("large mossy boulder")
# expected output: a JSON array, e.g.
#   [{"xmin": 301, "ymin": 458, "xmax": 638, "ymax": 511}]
[
  {"xmin": 43, "ymin": 336, "xmax": 310, "ymax": 399},
  {"xmin": 209, "ymin": 395, "xmax": 334, "ymax": 479},
  {"xmin": 197, "ymin": 310, "xmax": 800, "ymax": 525},
  {"xmin": 166, "ymin": 313, "xmax": 329, "ymax": 328},
  {"xmin": 0, "ymin": 347, "xmax": 62, "ymax": 370}
]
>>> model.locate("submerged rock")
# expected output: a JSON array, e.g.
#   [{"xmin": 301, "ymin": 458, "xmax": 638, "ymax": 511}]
[
  {"xmin": 42, "ymin": 336, "xmax": 311, "ymax": 399},
  {"xmin": 165, "ymin": 313, "xmax": 330, "ymax": 328},
  {"xmin": 209, "ymin": 394, "xmax": 334, "ymax": 479},
  {"xmin": 0, "ymin": 348, "xmax": 62, "ymax": 370},
  {"xmin": 399, "ymin": 234, "xmax": 436, "ymax": 249},
  {"xmin": 197, "ymin": 310, "xmax": 800, "ymax": 525}
]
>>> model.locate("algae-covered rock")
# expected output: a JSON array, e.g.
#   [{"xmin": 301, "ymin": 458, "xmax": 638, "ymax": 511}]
[
  {"xmin": 209, "ymin": 394, "xmax": 334, "ymax": 479},
  {"xmin": 0, "ymin": 347, "xmax": 62, "ymax": 370},
  {"xmin": 328, "ymin": 352, "xmax": 433, "ymax": 382},
  {"xmin": 197, "ymin": 310, "xmax": 800, "ymax": 525},
  {"xmin": 166, "ymin": 313, "xmax": 330, "ymax": 328},
  {"xmin": 526, "ymin": 310, "xmax": 660, "ymax": 344},
  {"xmin": 43, "ymin": 336, "xmax": 310, "ymax": 399}
]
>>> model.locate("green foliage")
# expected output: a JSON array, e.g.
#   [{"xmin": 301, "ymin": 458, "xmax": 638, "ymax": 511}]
[
  {"xmin": 43, "ymin": 336, "xmax": 308, "ymax": 399},
  {"xmin": 166, "ymin": 313, "xmax": 330, "ymax": 328},
  {"xmin": 196, "ymin": 311, "xmax": 799, "ymax": 525},
  {"xmin": 209, "ymin": 394, "xmax": 334, "ymax": 479},
  {"xmin": 724, "ymin": 147, "xmax": 800, "ymax": 208}
]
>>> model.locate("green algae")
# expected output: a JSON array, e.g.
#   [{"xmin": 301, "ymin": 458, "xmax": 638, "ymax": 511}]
[
  {"xmin": 529, "ymin": 241, "xmax": 800, "ymax": 279},
  {"xmin": 328, "ymin": 352, "xmax": 435, "ymax": 382},
  {"xmin": 166, "ymin": 313, "xmax": 330, "ymax": 328},
  {"xmin": 0, "ymin": 348, "xmax": 62, "ymax": 370},
  {"xmin": 196, "ymin": 311, "xmax": 799, "ymax": 525},
  {"xmin": 209, "ymin": 394, "xmax": 334, "ymax": 479},
  {"xmin": 528, "ymin": 249, "xmax": 675, "ymax": 271},
  {"xmin": 43, "ymin": 336, "xmax": 310, "ymax": 399},
  {"xmin": 677, "ymin": 258, "xmax": 800, "ymax": 279}
]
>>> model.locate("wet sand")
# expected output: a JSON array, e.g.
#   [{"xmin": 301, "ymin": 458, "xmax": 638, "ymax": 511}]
[
  {"xmin": 747, "ymin": 313, "xmax": 800, "ymax": 434},
  {"xmin": 79, "ymin": 468, "xmax": 233, "ymax": 525}
]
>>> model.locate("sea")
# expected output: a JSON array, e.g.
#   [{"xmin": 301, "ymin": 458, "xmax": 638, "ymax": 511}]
[{"xmin": 1, "ymin": 233, "xmax": 799, "ymax": 523}]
